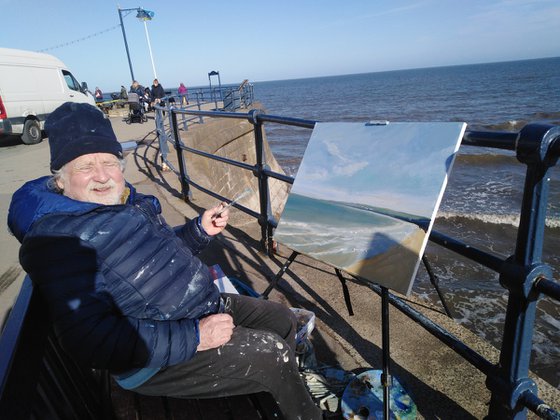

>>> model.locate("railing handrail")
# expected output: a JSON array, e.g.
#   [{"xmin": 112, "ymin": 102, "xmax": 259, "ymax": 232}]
[{"xmin": 155, "ymin": 103, "xmax": 559, "ymax": 419}]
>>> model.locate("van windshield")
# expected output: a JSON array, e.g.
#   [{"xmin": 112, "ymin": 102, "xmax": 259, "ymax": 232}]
[{"xmin": 62, "ymin": 70, "xmax": 81, "ymax": 92}]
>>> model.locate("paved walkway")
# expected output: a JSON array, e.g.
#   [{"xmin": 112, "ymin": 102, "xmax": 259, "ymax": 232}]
[{"xmin": 1, "ymin": 110, "xmax": 558, "ymax": 419}]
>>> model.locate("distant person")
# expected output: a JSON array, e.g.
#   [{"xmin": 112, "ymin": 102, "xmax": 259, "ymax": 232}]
[
  {"xmin": 119, "ymin": 85, "xmax": 128, "ymax": 101},
  {"xmin": 178, "ymin": 82, "xmax": 189, "ymax": 106},
  {"xmin": 143, "ymin": 87, "xmax": 152, "ymax": 112},
  {"xmin": 129, "ymin": 80, "xmax": 144, "ymax": 97},
  {"xmin": 94, "ymin": 87, "xmax": 103, "ymax": 102},
  {"xmin": 150, "ymin": 78, "xmax": 165, "ymax": 108}
]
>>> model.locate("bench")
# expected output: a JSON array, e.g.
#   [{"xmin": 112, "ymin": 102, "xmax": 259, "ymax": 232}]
[{"xmin": 0, "ymin": 276, "xmax": 284, "ymax": 419}]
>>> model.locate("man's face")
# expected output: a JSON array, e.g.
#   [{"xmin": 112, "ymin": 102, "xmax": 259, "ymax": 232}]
[{"xmin": 57, "ymin": 153, "xmax": 125, "ymax": 205}]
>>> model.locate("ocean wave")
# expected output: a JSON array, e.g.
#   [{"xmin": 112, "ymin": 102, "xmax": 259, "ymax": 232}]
[
  {"xmin": 454, "ymin": 152, "xmax": 517, "ymax": 165},
  {"xmin": 468, "ymin": 111, "xmax": 560, "ymax": 132},
  {"xmin": 436, "ymin": 211, "xmax": 560, "ymax": 228},
  {"xmin": 472, "ymin": 120, "xmax": 528, "ymax": 132}
]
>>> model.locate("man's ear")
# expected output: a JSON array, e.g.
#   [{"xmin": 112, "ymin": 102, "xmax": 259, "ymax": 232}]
[{"xmin": 56, "ymin": 177, "xmax": 64, "ymax": 191}]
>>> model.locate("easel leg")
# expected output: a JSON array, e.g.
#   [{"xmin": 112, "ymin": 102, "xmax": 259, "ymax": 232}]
[
  {"xmin": 261, "ymin": 250, "xmax": 299, "ymax": 298},
  {"xmin": 335, "ymin": 268, "xmax": 354, "ymax": 316},
  {"xmin": 422, "ymin": 255, "xmax": 453, "ymax": 318},
  {"xmin": 381, "ymin": 286, "xmax": 391, "ymax": 419}
]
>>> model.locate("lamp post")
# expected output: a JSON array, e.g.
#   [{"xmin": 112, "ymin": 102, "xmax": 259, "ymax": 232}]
[
  {"xmin": 208, "ymin": 70, "xmax": 222, "ymax": 106},
  {"xmin": 117, "ymin": 7, "xmax": 136, "ymax": 83},
  {"xmin": 117, "ymin": 6, "xmax": 156, "ymax": 83}
]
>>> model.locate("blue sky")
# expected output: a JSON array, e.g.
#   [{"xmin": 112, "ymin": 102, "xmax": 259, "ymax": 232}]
[{"xmin": 1, "ymin": 0, "xmax": 559, "ymax": 92}]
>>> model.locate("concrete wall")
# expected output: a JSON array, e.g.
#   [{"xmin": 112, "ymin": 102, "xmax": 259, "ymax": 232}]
[{"xmin": 177, "ymin": 110, "xmax": 290, "ymax": 221}]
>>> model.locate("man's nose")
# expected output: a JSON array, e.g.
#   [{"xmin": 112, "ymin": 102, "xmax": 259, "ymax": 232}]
[{"xmin": 92, "ymin": 165, "xmax": 111, "ymax": 181}]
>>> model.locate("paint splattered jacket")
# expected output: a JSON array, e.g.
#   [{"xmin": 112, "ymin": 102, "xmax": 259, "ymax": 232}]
[{"xmin": 7, "ymin": 176, "xmax": 221, "ymax": 375}]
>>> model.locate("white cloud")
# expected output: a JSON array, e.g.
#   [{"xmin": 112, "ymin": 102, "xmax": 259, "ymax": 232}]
[
  {"xmin": 324, "ymin": 140, "xmax": 369, "ymax": 177},
  {"xmin": 334, "ymin": 161, "xmax": 369, "ymax": 177}
]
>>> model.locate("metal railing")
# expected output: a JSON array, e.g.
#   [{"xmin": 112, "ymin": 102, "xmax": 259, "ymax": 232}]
[
  {"xmin": 163, "ymin": 83, "xmax": 254, "ymax": 113},
  {"xmin": 155, "ymin": 104, "xmax": 560, "ymax": 419},
  {"xmin": 154, "ymin": 84, "xmax": 255, "ymax": 168}
]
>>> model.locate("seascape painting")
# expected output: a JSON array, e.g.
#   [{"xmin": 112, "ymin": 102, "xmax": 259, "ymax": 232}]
[{"xmin": 274, "ymin": 122, "xmax": 466, "ymax": 295}]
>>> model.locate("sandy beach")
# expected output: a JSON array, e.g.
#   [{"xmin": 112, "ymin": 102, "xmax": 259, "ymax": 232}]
[{"xmin": 344, "ymin": 227, "xmax": 426, "ymax": 295}]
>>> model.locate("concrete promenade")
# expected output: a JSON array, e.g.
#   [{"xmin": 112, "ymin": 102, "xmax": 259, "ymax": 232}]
[{"xmin": 0, "ymin": 109, "xmax": 558, "ymax": 419}]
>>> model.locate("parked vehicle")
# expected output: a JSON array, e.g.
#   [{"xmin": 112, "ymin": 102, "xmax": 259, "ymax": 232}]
[{"xmin": 0, "ymin": 47, "xmax": 95, "ymax": 144}]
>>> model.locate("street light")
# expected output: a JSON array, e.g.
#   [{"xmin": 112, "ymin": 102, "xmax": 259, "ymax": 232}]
[
  {"xmin": 117, "ymin": 7, "xmax": 136, "ymax": 83},
  {"xmin": 208, "ymin": 70, "xmax": 222, "ymax": 106},
  {"xmin": 117, "ymin": 6, "xmax": 157, "ymax": 83}
]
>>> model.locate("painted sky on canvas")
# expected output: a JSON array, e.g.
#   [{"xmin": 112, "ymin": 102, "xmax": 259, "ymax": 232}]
[{"xmin": 292, "ymin": 122, "xmax": 466, "ymax": 217}]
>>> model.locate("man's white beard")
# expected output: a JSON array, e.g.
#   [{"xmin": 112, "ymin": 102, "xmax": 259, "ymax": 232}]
[{"xmin": 86, "ymin": 179, "xmax": 122, "ymax": 205}]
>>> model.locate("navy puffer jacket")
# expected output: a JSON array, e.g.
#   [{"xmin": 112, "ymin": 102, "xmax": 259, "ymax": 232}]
[{"xmin": 7, "ymin": 176, "xmax": 221, "ymax": 372}]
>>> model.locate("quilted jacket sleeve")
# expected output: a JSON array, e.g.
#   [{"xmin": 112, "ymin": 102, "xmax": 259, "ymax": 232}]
[{"xmin": 173, "ymin": 216, "xmax": 211, "ymax": 255}]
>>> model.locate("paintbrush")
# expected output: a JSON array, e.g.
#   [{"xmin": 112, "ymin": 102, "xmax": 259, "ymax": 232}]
[{"xmin": 211, "ymin": 188, "xmax": 252, "ymax": 220}]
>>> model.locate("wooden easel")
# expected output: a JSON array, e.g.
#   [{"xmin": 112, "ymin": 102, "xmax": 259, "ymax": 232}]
[{"xmin": 262, "ymin": 249, "xmax": 448, "ymax": 419}]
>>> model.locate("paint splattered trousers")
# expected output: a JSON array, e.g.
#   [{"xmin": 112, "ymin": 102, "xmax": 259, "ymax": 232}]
[{"xmin": 134, "ymin": 293, "xmax": 322, "ymax": 420}]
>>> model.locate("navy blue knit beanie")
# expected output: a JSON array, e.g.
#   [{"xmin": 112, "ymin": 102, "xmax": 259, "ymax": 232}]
[{"xmin": 46, "ymin": 102, "xmax": 123, "ymax": 172}]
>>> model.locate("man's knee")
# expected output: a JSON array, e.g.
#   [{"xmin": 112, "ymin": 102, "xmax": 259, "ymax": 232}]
[
  {"xmin": 263, "ymin": 300, "xmax": 298, "ymax": 341},
  {"xmin": 235, "ymin": 329, "xmax": 297, "ymax": 369},
  {"xmin": 257, "ymin": 332, "xmax": 298, "ymax": 373}
]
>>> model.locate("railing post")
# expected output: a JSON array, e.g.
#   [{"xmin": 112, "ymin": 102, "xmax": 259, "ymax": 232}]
[
  {"xmin": 159, "ymin": 105, "xmax": 172, "ymax": 166},
  {"xmin": 180, "ymin": 110, "xmax": 188, "ymax": 132},
  {"xmin": 250, "ymin": 109, "xmax": 272, "ymax": 253},
  {"xmin": 213, "ymin": 88, "xmax": 218, "ymax": 110},
  {"xmin": 487, "ymin": 124, "xmax": 560, "ymax": 419},
  {"xmin": 196, "ymin": 91, "xmax": 204, "ymax": 124},
  {"xmin": 170, "ymin": 109, "xmax": 191, "ymax": 202},
  {"xmin": 154, "ymin": 107, "xmax": 168, "ymax": 166}
]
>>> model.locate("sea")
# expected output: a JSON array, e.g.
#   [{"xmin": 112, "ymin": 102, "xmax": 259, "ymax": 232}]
[{"xmin": 251, "ymin": 57, "xmax": 560, "ymax": 388}]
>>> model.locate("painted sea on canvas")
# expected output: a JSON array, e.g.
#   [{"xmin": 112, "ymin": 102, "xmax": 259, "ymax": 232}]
[{"xmin": 253, "ymin": 57, "xmax": 560, "ymax": 388}]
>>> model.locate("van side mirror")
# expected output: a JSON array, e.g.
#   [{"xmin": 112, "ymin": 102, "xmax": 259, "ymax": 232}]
[{"xmin": 81, "ymin": 82, "xmax": 89, "ymax": 93}]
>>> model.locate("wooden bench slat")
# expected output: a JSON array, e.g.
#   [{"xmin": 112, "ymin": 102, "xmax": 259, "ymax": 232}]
[
  {"xmin": 166, "ymin": 397, "xmax": 207, "ymax": 420},
  {"xmin": 0, "ymin": 278, "xmax": 50, "ymax": 419},
  {"xmin": 111, "ymin": 379, "xmax": 139, "ymax": 420},
  {"xmin": 225, "ymin": 394, "xmax": 264, "ymax": 420},
  {"xmin": 134, "ymin": 393, "xmax": 168, "ymax": 420},
  {"xmin": 44, "ymin": 340, "xmax": 101, "ymax": 419},
  {"xmin": 192, "ymin": 395, "xmax": 234, "ymax": 418},
  {"xmin": 36, "ymin": 380, "xmax": 64, "ymax": 419},
  {"xmin": 251, "ymin": 392, "xmax": 285, "ymax": 419}
]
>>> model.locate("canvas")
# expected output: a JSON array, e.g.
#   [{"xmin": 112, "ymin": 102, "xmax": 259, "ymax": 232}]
[{"xmin": 274, "ymin": 121, "xmax": 466, "ymax": 295}]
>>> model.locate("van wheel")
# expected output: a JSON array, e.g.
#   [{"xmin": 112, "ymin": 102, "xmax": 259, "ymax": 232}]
[{"xmin": 22, "ymin": 119, "xmax": 42, "ymax": 144}]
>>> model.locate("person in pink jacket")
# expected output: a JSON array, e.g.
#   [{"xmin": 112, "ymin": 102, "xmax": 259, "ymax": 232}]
[{"xmin": 178, "ymin": 82, "xmax": 189, "ymax": 106}]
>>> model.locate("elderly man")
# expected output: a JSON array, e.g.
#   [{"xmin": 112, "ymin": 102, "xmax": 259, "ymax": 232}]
[{"xmin": 7, "ymin": 102, "xmax": 322, "ymax": 420}]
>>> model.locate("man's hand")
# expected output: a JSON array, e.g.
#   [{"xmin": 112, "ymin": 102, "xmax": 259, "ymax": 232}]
[
  {"xmin": 200, "ymin": 203, "xmax": 229, "ymax": 236},
  {"xmin": 197, "ymin": 314, "xmax": 234, "ymax": 351}
]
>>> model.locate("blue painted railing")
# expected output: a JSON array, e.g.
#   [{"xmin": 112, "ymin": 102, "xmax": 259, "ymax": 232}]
[
  {"xmin": 155, "ymin": 104, "xmax": 559, "ymax": 419},
  {"xmin": 154, "ymin": 83, "xmax": 254, "ymax": 165}
]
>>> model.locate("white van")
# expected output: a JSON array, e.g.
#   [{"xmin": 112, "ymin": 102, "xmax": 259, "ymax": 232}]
[{"xmin": 0, "ymin": 48, "xmax": 96, "ymax": 144}]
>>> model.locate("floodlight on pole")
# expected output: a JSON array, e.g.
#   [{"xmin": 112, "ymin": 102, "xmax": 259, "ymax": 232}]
[
  {"xmin": 136, "ymin": 8, "xmax": 157, "ymax": 80},
  {"xmin": 117, "ymin": 7, "xmax": 157, "ymax": 83}
]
